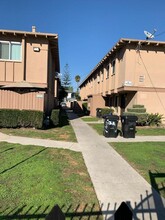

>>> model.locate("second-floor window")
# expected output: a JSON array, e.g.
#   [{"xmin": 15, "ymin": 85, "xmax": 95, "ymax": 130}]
[
  {"xmin": 112, "ymin": 60, "xmax": 116, "ymax": 75},
  {"xmin": 0, "ymin": 41, "xmax": 22, "ymax": 61},
  {"xmin": 106, "ymin": 64, "xmax": 109, "ymax": 79}
]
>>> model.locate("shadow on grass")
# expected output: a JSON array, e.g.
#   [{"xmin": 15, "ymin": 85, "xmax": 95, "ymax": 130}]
[
  {"xmin": 0, "ymin": 203, "xmax": 103, "ymax": 219},
  {"xmin": 149, "ymin": 170, "xmax": 165, "ymax": 198},
  {"xmin": 1, "ymin": 190, "xmax": 165, "ymax": 220},
  {"xmin": 0, "ymin": 147, "xmax": 14, "ymax": 154},
  {"xmin": 0, "ymin": 148, "xmax": 47, "ymax": 174}
]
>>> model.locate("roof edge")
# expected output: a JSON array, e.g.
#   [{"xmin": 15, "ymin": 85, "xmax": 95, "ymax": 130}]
[
  {"xmin": 79, "ymin": 38, "xmax": 165, "ymax": 87},
  {"xmin": 0, "ymin": 29, "xmax": 58, "ymax": 38}
]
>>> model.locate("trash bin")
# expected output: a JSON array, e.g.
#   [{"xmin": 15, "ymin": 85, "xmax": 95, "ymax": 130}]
[
  {"xmin": 96, "ymin": 108, "xmax": 102, "ymax": 118},
  {"xmin": 121, "ymin": 115, "xmax": 138, "ymax": 138},
  {"xmin": 103, "ymin": 115, "xmax": 119, "ymax": 138}
]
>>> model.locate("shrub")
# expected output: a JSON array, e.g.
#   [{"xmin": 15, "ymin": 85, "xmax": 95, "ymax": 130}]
[
  {"xmin": 100, "ymin": 108, "xmax": 114, "ymax": 117},
  {"xmin": 59, "ymin": 109, "xmax": 69, "ymax": 126},
  {"xmin": 133, "ymin": 104, "xmax": 144, "ymax": 108},
  {"xmin": 50, "ymin": 109, "xmax": 60, "ymax": 126},
  {"xmin": 0, "ymin": 109, "xmax": 20, "ymax": 128},
  {"xmin": 82, "ymin": 102, "xmax": 90, "ymax": 115},
  {"xmin": 127, "ymin": 108, "xmax": 146, "ymax": 113},
  {"xmin": 0, "ymin": 109, "xmax": 43, "ymax": 129},
  {"xmin": 20, "ymin": 110, "xmax": 43, "ymax": 128},
  {"xmin": 146, "ymin": 113, "xmax": 163, "ymax": 126}
]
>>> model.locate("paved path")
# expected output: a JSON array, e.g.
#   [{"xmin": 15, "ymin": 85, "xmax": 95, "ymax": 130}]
[
  {"xmin": 0, "ymin": 113, "xmax": 165, "ymax": 220},
  {"xmin": 0, "ymin": 132, "xmax": 80, "ymax": 152},
  {"xmin": 67, "ymin": 111, "xmax": 165, "ymax": 220}
]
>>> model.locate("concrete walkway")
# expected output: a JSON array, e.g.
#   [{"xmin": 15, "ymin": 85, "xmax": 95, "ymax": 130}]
[
  {"xmin": 0, "ymin": 112, "xmax": 165, "ymax": 220},
  {"xmin": 67, "ymin": 111, "xmax": 165, "ymax": 220},
  {"xmin": 0, "ymin": 132, "xmax": 80, "ymax": 152}
]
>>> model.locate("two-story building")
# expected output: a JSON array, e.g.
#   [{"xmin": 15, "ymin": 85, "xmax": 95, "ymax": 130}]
[
  {"xmin": 79, "ymin": 38, "xmax": 165, "ymax": 117},
  {"xmin": 0, "ymin": 26, "xmax": 60, "ymax": 114}
]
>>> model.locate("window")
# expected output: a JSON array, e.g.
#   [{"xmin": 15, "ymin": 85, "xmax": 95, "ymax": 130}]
[
  {"xmin": 97, "ymin": 72, "xmax": 100, "ymax": 83},
  {"xmin": 0, "ymin": 42, "xmax": 9, "ymax": 59},
  {"xmin": 100, "ymin": 69, "xmax": 104, "ymax": 81},
  {"xmin": 106, "ymin": 64, "xmax": 109, "ymax": 79},
  {"xmin": 0, "ymin": 41, "xmax": 21, "ymax": 61},
  {"xmin": 112, "ymin": 60, "xmax": 116, "ymax": 75}
]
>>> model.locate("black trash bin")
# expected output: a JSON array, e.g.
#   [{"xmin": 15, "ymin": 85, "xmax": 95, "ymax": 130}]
[
  {"xmin": 121, "ymin": 115, "xmax": 138, "ymax": 138},
  {"xmin": 96, "ymin": 108, "xmax": 102, "ymax": 118},
  {"xmin": 103, "ymin": 115, "xmax": 119, "ymax": 138}
]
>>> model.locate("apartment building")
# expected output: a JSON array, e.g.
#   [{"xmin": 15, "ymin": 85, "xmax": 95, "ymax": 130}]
[
  {"xmin": 79, "ymin": 38, "xmax": 165, "ymax": 117},
  {"xmin": 0, "ymin": 26, "xmax": 60, "ymax": 114}
]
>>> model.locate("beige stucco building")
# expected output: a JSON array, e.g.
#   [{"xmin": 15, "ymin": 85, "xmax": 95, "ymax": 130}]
[
  {"xmin": 0, "ymin": 26, "xmax": 60, "ymax": 114},
  {"xmin": 79, "ymin": 38, "xmax": 165, "ymax": 117}
]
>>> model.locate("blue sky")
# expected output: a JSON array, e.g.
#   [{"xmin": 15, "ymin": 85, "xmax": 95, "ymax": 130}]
[{"xmin": 1, "ymin": 0, "xmax": 165, "ymax": 90}]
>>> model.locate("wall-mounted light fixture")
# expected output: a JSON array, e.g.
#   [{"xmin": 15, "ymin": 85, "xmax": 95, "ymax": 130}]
[{"xmin": 33, "ymin": 47, "xmax": 40, "ymax": 52}]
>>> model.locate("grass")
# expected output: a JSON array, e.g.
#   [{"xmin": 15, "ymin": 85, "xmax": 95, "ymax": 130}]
[
  {"xmin": 88, "ymin": 123, "xmax": 165, "ymax": 136},
  {"xmin": 0, "ymin": 110, "xmax": 77, "ymax": 142},
  {"xmin": 81, "ymin": 116, "xmax": 101, "ymax": 122},
  {"xmin": 136, "ymin": 127, "xmax": 165, "ymax": 136},
  {"xmin": 0, "ymin": 124, "xmax": 77, "ymax": 142},
  {"xmin": 0, "ymin": 142, "xmax": 102, "ymax": 220},
  {"xmin": 110, "ymin": 142, "xmax": 165, "ymax": 198}
]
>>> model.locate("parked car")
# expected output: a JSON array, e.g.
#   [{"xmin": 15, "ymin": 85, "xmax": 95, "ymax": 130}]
[{"xmin": 60, "ymin": 102, "xmax": 67, "ymax": 107}]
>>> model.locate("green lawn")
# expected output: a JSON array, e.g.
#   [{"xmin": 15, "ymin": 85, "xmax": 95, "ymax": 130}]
[
  {"xmin": 110, "ymin": 142, "xmax": 165, "ymax": 198},
  {"xmin": 0, "ymin": 142, "xmax": 102, "ymax": 220},
  {"xmin": 81, "ymin": 116, "xmax": 101, "ymax": 122},
  {"xmin": 0, "ymin": 124, "xmax": 77, "ymax": 142},
  {"xmin": 88, "ymin": 123, "xmax": 165, "ymax": 136},
  {"xmin": 136, "ymin": 127, "xmax": 165, "ymax": 136}
]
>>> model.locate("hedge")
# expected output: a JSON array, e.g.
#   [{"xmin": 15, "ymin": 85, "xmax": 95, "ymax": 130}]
[
  {"xmin": 100, "ymin": 108, "xmax": 114, "ymax": 117},
  {"xmin": 0, "ymin": 109, "xmax": 43, "ymax": 129},
  {"xmin": 82, "ymin": 102, "xmax": 90, "ymax": 115},
  {"xmin": 50, "ymin": 109, "xmax": 60, "ymax": 126},
  {"xmin": 127, "ymin": 108, "xmax": 146, "ymax": 113},
  {"xmin": 132, "ymin": 104, "xmax": 144, "ymax": 108}
]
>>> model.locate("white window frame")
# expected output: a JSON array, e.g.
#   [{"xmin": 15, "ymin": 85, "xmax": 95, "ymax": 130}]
[{"xmin": 0, "ymin": 40, "xmax": 22, "ymax": 61}]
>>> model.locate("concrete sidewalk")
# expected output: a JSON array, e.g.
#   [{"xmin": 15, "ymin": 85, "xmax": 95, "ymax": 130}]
[
  {"xmin": 0, "ymin": 132, "xmax": 80, "ymax": 152},
  {"xmin": 67, "ymin": 111, "xmax": 165, "ymax": 220},
  {"xmin": 101, "ymin": 135, "xmax": 165, "ymax": 143}
]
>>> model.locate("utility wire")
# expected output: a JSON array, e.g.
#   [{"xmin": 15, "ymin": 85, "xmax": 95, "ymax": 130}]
[
  {"xmin": 138, "ymin": 50, "xmax": 165, "ymax": 112},
  {"xmin": 155, "ymin": 30, "xmax": 165, "ymax": 37}
]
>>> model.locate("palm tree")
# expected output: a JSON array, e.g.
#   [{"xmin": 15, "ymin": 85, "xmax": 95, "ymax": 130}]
[{"xmin": 75, "ymin": 75, "xmax": 80, "ymax": 92}]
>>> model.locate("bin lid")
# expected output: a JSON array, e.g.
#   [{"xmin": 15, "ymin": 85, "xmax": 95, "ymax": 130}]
[
  {"xmin": 103, "ymin": 114, "xmax": 119, "ymax": 120},
  {"xmin": 121, "ymin": 115, "xmax": 138, "ymax": 121}
]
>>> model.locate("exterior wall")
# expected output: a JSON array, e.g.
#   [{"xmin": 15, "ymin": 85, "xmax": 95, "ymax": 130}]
[
  {"xmin": 0, "ymin": 36, "xmax": 48, "ymax": 86},
  {"xmin": 80, "ymin": 47, "xmax": 127, "ymax": 99},
  {"xmin": 136, "ymin": 91, "xmax": 165, "ymax": 115},
  {"xmin": 0, "ymin": 61, "xmax": 23, "ymax": 83},
  {"xmin": 80, "ymin": 40, "xmax": 165, "ymax": 117},
  {"xmin": 124, "ymin": 46, "xmax": 165, "ymax": 89},
  {"xmin": 0, "ymin": 89, "xmax": 45, "ymax": 111},
  {"xmin": 89, "ymin": 94, "xmax": 106, "ymax": 117},
  {"xmin": 25, "ymin": 38, "xmax": 48, "ymax": 84},
  {"xmin": 0, "ymin": 30, "xmax": 60, "ymax": 114}
]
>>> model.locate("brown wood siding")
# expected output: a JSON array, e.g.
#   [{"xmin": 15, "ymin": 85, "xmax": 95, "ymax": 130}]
[{"xmin": 0, "ymin": 90, "xmax": 45, "ymax": 111}]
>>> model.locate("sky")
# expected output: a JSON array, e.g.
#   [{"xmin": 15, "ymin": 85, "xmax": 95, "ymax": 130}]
[{"xmin": 1, "ymin": 0, "xmax": 165, "ymax": 91}]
